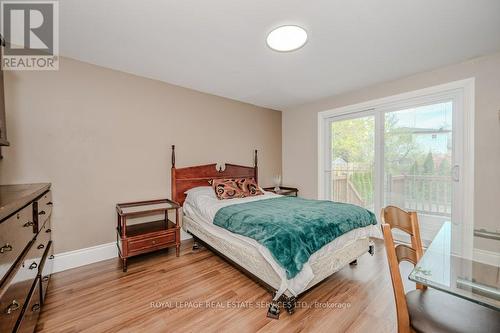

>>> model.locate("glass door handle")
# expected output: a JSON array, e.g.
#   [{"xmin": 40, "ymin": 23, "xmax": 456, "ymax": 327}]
[{"xmin": 452, "ymin": 165, "xmax": 460, "ymax": 182}]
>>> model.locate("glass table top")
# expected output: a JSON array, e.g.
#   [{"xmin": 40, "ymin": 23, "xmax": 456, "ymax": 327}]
[
  {"xmin": 409, "ymin": 222, "xmax": 500, "ymax": 311},
  {"xmin": 120, "ymin": 202, "xmax": 177, "ymax": 214},
  {"xmin": 117, "ymin": 199, "xmax": 180, "ymax": 216}
]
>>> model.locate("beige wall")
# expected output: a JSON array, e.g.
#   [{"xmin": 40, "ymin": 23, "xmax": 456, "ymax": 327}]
[
  {"xmin": 283, "ymin": 52, "xmax": 500, "ymax": 252},
  {"xmin": 0, "ymin": 57, "xmax": 282, "ymax": 253}
]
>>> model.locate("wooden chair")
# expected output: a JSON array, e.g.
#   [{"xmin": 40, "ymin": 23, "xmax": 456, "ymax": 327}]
[
  {"xmin": 381, "ymin": 206, "xmax": 500, "ymax": 333},
  {"xmin": 381, "ymin": 209, "xmax": 420, "ymax": 333},
  {"xmin": 380, "ymin": 206, "xmax": 424, "ymax": 290}
]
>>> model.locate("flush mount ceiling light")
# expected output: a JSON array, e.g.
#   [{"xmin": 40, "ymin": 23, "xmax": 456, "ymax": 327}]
[{"xmin": 266, "ymin": 25, "xmax": 308, "ymax": 52}]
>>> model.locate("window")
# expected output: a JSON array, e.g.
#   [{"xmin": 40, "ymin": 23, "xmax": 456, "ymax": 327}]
[{"xmin": 318, "ymin": 79, "xmax": 474, "ymax": 256}]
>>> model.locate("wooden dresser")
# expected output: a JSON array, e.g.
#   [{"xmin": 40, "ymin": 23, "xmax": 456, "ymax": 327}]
[{"xmin": 0, "ymin": 183, "xmax": 53, "ymax": 333}]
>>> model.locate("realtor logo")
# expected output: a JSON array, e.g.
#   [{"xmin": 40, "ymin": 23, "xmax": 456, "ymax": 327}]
[{"xmin": 1, "ymin": 1, "xmax": 59, "ymax": 70}]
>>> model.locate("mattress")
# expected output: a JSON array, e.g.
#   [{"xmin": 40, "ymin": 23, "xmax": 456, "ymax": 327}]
[{"xmin": 182, "ymin": 190, "xmax": 378, "ymax": 298}]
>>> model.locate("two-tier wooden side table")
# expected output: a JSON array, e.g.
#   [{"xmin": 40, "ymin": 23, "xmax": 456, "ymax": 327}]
[{"xmin": 116, "ymin": 199, "xmax": 181, "ymax": 272}]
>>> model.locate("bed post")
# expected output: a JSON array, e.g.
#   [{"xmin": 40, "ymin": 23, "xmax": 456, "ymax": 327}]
[
  {"xmin": 254, "ymin": 149, "xmax": 258, "ymax": 184},
  {"xmin": 172, "ymin": 145, "xmax": 176, "ymax": 168},
  {"xmin": 171, "ymin": 145, "xmax": 176, "ymax": 203}
]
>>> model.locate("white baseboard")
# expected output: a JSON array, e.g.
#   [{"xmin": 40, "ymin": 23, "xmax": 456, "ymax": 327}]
[
  {"xmin": 53, "ymin": 242, "xmax": 118, "ymax": 273},
  {"xmin": 473, "ymin": 248, "xmax": 500, "ymax": 266},
  {"xmin": 53, "ymin": 232, "xmax": 193, "ymax": 273},
  {"xmin": 52, "ymin": 236, "xmax": 499, "ymax": 274}
]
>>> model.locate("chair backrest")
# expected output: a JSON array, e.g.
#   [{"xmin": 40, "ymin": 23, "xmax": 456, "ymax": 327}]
[
  {"xmin": 381, "ymin": 206, "xmax": 424, "ymax": 333},
  {"xmin": 381, "ymin": 223, "xmax": 417, "ymax": 333},
  {"xmin": 381, "ymin": 206, "xmax": 424, "ymax": 261}
]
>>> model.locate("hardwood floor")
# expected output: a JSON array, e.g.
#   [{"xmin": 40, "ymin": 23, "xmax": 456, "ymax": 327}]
[{"xmin": 36, "ymin": 239, "xmax": 411, "ymax": 333}]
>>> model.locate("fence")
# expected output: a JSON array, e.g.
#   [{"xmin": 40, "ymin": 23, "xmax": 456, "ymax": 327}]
[
  {"xmin": 331, "ymin": 167, "xmax": 372, "ymax": 209},
  {"xmin": 331, "ymin": 168, "xmax": 452, "ymax": 216}
]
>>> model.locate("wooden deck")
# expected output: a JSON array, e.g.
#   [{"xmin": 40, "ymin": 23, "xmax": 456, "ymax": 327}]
[{"xmin": 36, "ymin": 239, "xmax": 412, "ymax": 333}]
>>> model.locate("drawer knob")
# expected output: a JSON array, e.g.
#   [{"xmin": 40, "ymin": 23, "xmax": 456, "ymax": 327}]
[
  {"xmin": 0, "ymin": 243, "xmax": 13, "ymax": 253},
  {"xmin": 37, "ymin": 244, "xmax": 45, "ymax": 250},
  {"xmin": 46, "ymin": 228, "xmax": 52, "ymax": 233},
  {"xmin": 42, "ymin": 276, "xmax": 49, "ymax": 282},
  {"xmin": 5, "ymin": 300, "xmax": 20, "ymax": 314},
  {"xmin": 23, "ymin": 221, "xmax": 35, "ymax": 228},
  {"xmin": 39, "ymin": 210, "xmax": 46, "ymax": 215},
  {"xmin": 29, "ymin": 262, "xmax": 38, "ymax": 270},
  {"xmin": 47, "ymin": 202, "xmax": 53, "ymax": 206},
  {"xmin": 49, "ymin": 255, "xmax": 55, "ymax": 260},
  {"xmin": 32, "ymin": 303, "xmax": 41, "ymax": 312}
]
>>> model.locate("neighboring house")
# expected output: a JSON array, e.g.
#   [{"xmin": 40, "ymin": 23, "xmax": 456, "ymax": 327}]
[
  {"xmin": 400, "ymin": 126, "xmax": 452, "ymax": 154},
  {"xmin": 332, "ymin": 157, "xmax": 348, "ymax": 169}
]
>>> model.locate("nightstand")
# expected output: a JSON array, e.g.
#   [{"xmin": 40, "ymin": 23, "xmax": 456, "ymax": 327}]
[
  {"xmin": 263, "ymin": 186, "xmax": 299, "ymax": 197},
  {"xmin": 116, "ymin": 199, "xmax": 181, "ymax": 272}
]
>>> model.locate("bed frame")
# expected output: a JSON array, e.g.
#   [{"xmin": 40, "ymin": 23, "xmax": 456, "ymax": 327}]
[
  {"xmin": 170, "ymin": 145, "xmax": 374, "ymax": 319},
  {"xmin": 171, "ymin": 145, "xmax": 258, "ymax": 207}
]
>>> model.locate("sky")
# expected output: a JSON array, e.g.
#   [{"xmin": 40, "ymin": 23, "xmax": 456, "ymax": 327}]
[{"xmin": 389, "ymin": 101, "xmax": 453, "ymax": 131}]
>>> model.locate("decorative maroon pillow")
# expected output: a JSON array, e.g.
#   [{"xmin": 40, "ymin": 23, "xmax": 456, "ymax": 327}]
[
  {"xmin": 210, "ymin": 178, "xmax": 263, "ymax": 200},
  {"xmin": 241, "ymin": 178, "xmax": 264, "ymax": 197}
]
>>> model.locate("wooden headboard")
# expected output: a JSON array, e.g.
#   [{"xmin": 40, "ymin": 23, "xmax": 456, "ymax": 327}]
[{"xmin": 171, "ymin": 145, "xmax": 258, "ymax": 206}]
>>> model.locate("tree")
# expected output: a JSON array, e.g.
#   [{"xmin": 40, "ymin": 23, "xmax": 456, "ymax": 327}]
[
  {"xmin": 438, "ymin": 158, "xmax": 450, "ymax": 176},
  {"xmin": 385, "ymin": 116, "xmax": 413, "ymax": 160},
  {"xmin": 331, "ymin": 118, "xmax": 374, "ymax": 164},
  {"xmin": 423, "ymin": 152, "xmax": 435, "ymax": 174},
  {"xmin": 410, "ymin": 161, "xmax": 419, "ymax": 175}
]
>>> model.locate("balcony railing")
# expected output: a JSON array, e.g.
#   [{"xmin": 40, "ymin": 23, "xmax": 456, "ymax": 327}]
[
  {"xmin": 387, "ymin": 174, "xmax": 452, "ymax": 216},
  {"xmin": 331, "ymin": 168, "xmax": 452, "ymax": 216}
]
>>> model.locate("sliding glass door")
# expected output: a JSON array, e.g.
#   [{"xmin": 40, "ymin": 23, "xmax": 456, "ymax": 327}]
[
  {"xmin": 326, "ymin": 98, "xmax": 461, "ymax": 246},
  {"xmin": 383, "ymin": 102, "xmax": 453, "ymax": 244},
  {"xmin": 330, "ymin": 115, "xmax": 375, "ymax": 211}
]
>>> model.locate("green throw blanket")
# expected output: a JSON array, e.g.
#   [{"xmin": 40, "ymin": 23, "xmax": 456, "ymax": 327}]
[{"xmin": 213, "ymin": 197, "xmax": 377, "ymax": 279}]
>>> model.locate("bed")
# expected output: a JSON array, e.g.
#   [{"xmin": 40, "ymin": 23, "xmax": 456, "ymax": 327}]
[{"xmin": 170, "ymin": 146, "xmax": 377, "ymax": 318}]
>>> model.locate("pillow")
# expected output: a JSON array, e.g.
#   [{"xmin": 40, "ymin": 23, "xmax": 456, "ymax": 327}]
[
  {"xmin": 210, "ymin": 177, "xmax": 263, "ymax": 200},
  {"xmin": 184, "ymin": 186, "xmax": 214, "ymax": 196},
  {"xmin": 184, "ymin": 186, "xmax": 217, "ymax": 207},
  {"xmin": 242, "ymin": 178, "xmax": 265, "ymax": 196}
]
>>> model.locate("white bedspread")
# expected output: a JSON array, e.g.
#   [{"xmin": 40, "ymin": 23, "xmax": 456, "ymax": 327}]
[{"xmin": 182, "ymin": 187, "xmax": 378, "ymax": 298}]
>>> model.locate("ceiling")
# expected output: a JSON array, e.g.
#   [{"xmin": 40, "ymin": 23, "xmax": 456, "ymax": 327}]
[{"xmin": 60, "ymin": 0, "xmax": 500, "ymax": 110}]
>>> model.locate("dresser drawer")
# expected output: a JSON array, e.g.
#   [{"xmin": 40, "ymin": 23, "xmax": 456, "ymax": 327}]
[
  {"xmin": 128, "ymin": 233, "xmax": 175, "ymax": 254},
  {"xmin": 0, "ymin": 240, "xmax": 40, "ymax": 333},
  {"xmin": 34, "ymin": 220, "xmax": 51, "ymax": 262},
  {"xmin": 0, "ymin": 205, "xmax": 35, "ymax": 285},
  {"xmin": 21, "ymin": 229, "xmax": 48, "ymax": 282},
  {"xmin": 15, "ymin": 278, "xmax": 41, "ymax": 333},
  {"xmin": 34, "ymin": 191, "xmax": 52, "ymax": 232},
  {"xmin": 39, "ymin": 241, "xmax": 53, "ymax": 304}
]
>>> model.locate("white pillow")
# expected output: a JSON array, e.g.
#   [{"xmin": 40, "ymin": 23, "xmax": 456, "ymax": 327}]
[
  {"xmin": 184, "ymin": 186, "xmax": 214, "ymax": 196},
  {"xmin": 184, "ymin": 186, "xmax": 217, "ymax": 209}
]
